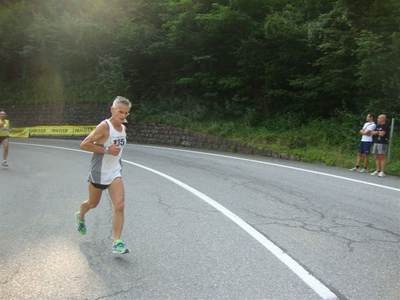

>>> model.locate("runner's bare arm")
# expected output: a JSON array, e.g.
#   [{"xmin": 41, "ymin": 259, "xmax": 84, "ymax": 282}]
[{"xmin": 80, "ymin": 122, "xmax": 109, "ymax": 153}]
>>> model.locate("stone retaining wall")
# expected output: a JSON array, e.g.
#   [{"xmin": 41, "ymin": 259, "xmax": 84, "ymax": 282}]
[
  {"xmin": 1, "ymin": 103, "xmax": 294, "ymax": 159},
  {"xmin": 128, "ymin": 122, "xmax": 294, "ymax": 159}
]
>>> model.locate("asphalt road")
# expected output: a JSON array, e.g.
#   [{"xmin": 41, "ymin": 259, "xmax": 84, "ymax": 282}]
[{"xmin": 0, "ymin": 138, "xmax": 399, "ymax": 300}]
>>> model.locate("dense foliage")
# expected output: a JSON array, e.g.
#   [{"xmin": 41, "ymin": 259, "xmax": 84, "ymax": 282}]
[
  {"xmin": 1, "ymin": 0, "xmax": 399, "ymax": 124},
  {"xmin": 1, "ymin": 0, "xmax": 399, "ymax": 175}
]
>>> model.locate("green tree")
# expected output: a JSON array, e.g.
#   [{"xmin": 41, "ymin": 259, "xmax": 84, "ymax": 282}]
[{"xmin": 0, "ymin": 0, "xmax": 398, "ymax": 120}]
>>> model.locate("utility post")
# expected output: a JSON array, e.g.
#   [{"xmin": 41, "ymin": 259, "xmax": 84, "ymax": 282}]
[{"xmin": 387, "ymin": 118, "xmax": 395, "ymax": 162}]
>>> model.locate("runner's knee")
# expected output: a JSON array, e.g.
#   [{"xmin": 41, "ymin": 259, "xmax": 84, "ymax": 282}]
[
  {"xmin": 114, "ymin": 201, "xmax": 125, "ymax": 212},
  {"xmin": 89, "ymin": 202, "xmax": 99, "ymax": 209},
  {"xmin": 86, "ymin": 198, "xmax": 100, "ymax": 209}
]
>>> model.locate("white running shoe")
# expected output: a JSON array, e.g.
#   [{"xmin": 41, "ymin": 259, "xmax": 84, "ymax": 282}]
[
  {"xmin": 358, "ymin": 168, "xmax": 368, "ymax": 173},
  {"xmin": 378, "ymin": 172, "xmax": 386, "ymax": 177},
  {"xmin": 350, "ymin": 166, "xmax": 359, "ymax": 172},
  {"xmin": 370, "ymin": 170, "xmax": 380, "ymax": 176}
]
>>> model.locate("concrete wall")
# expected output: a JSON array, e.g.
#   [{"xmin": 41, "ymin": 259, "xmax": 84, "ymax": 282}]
[{"xmin": 1, "ymin": 103, "xmax": 294, "ymax": 159}]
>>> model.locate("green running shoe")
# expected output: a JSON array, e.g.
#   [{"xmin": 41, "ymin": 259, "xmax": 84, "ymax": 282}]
[
  {"xmin": 75, "ymin": 212, "xmax": 86, "ymax": 235},
  {"xmin": 112, "ymin": 239, "xmax": 129, "ymax": 254}
]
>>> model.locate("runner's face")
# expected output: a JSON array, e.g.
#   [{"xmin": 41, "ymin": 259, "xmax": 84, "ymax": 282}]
[
  {"xmin": 0, "ymin": 112, "xmax": 6, "ymax": 120},
  {"xmin": 112, "ymin": 104, "xmax": 130, "ymax": 123}
]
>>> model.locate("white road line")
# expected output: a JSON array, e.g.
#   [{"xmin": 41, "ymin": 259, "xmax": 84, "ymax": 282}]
[
  {"xmin": 123, "ymin": 159, "xmax": 339, "ymax": 300},
  {"xmin": 132, "ymin": 145, "xmax": 400, "ymax": 192},
  {"xmin": 13, "ymin": 142, "xmax": 339, "ymax": 299}
]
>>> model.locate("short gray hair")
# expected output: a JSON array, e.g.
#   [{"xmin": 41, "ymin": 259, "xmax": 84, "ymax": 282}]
[{"xmin": 113, "ymin": 96, "xmax": 131, "ymax": 108}]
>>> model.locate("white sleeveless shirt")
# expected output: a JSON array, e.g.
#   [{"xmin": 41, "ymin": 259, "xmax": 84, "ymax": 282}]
[{"xmin": 87, "ymin": 119, "xmax": 127, "ymax": 185}]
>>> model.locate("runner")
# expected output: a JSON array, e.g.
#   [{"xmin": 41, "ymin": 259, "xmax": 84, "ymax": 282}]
[
  {"xmin": 0, "ymin": 110, "xmax": 11, "ymax": 168},
  {"xmin": 75, "ymin": 96, "xmax": 131, "ymax": 254}
]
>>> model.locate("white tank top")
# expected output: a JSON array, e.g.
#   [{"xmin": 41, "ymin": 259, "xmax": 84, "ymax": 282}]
[{"xmin": 87, "ymin": 119, "xmax": 127, "ymax": 185}]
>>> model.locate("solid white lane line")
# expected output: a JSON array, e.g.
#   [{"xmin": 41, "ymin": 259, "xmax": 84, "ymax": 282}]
[
  {"xmin": 14, "ymin": 142, "xmax": 339, "ymax": 299},
  {"xmin": 133, "ymin": 145, "xmax": 400, "ymax": 192},
  {"xmin": 123, "ymin": 159, "xmax": 339, "ymax": 300}
]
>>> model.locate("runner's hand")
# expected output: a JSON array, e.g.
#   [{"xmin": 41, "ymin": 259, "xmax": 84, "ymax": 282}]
[{"xmin": 108, "ymin": 144, "xmax": 121, "ymax": 156}]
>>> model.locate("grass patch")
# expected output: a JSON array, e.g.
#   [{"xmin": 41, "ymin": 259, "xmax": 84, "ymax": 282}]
[{"xmin": 138, "ymin": 114, "xmax": 400, "ymax": 176}]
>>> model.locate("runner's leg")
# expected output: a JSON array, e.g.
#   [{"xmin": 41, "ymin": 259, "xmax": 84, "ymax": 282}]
[
  {"xmin": 78, "ymin": 183, "xmax": 103, "ymax": 221},
  {"xmin": 108, "ymin": 177, "xmax": 125, "ymax": 242}
]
